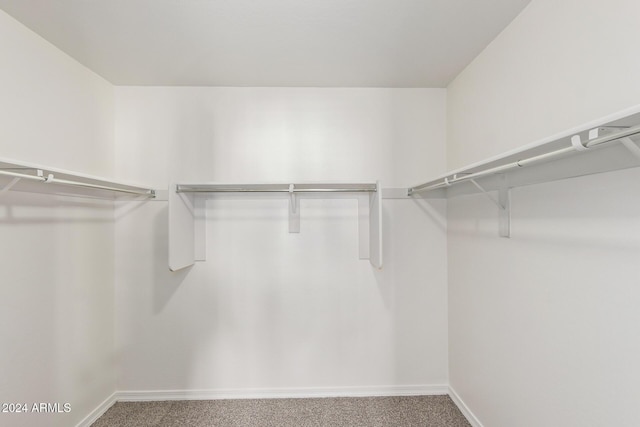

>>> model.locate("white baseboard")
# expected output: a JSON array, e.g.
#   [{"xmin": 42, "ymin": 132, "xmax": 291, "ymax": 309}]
[
  {"xmin": 75, "ymin": 392, "xmax": 117, "ymax": 427},
  {"xmin": 117, "ymin": 384, "xmax": 448, "ymax": 402},
  {"xmin": 448, "ymin": 386, "xmax": 484, "ymax": 427},
  {"xmin": 77, "ymin": 384, "xmax": 462, "ymax": 425}
]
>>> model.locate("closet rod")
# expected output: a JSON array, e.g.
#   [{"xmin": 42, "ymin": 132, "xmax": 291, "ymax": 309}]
[
  {"xmin": 47, "ymin": 178, "xmax": 155, "ymax": 197},
  {"xmin": 0, "ymin": 169, "xmax": 155, "ymax": 197},
  {"xmin": 176, "ymin": 184, "xmax": 377, "ymax": 193},
  {"xmin": 409, "ymin": 124, "xmax": 640, "ymax": 195},
  {"xmin": 0, "ymin": 169, "xmax": 47, "ymax": 182}
]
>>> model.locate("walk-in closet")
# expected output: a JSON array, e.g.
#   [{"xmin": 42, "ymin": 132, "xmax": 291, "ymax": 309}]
[{"xmin": 1, "ymin": 1, "xmax": 639, "ymax": 426}]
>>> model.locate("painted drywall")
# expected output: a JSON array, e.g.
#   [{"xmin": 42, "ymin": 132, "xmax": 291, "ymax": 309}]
[
  {"xmin": 446, "ymin": 0, "xmax": 640, "ymax": 426},
  {"xmin": 114, "ymin": 87, "xmax": 449, "ymax": 393},
  {"xmin": 447, "ymin": 0, "xmax": 640, "ymax": 170},
  {"xmin": 0, "ymin": 11, "xmax": 114, "ymax": 176},
  {"xmin": 0, "ymin": 10, "xmax": 116, "ymax": 427},
  {"xmin": 0, "ymin": 0, "xmax": 531, "ymax": 88}
]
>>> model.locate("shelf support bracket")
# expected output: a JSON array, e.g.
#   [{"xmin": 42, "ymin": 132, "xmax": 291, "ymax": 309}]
[
  {"xmin": 0, "ymin": 177, "xmax": 21, "ymax": 195},
  {"xmin": 498, "ymin": 181, "xmax": 511, "ymax": 239},
  {"xmin": 469, "ymin": 179, "xmax": 503, "ymax": 210},
  {"xmin": 620, "ymin": 137, "xmax": 640, "ymax": 161},
  {"xmin": 358, "ymin": 194, "xmax": 370, "ymax": 260},
  {"xmin": 288, "ymin": 184, "xmax": 300, "ymax": 233},
  {"xmin": 194, "ymin": 196, "xmax": 206, "ymax": 261},
  {"xmin": 470, "ymin": 177, "xmax": 510, "ymax": 238}
]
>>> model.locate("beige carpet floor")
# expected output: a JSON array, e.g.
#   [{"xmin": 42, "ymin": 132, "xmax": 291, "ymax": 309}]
[{"xmin": 91, "ymin": 395, "xmax": 471, "ymax": 427}]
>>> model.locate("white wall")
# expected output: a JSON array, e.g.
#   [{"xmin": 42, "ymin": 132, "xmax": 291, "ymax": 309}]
[
  {"xmin": 114, "ymin": 87, "xmax": 449, "ymax": 394},
  {"xmin": 447, "ymin": 0, "xmax": 640, "ymax": 426},
  {"xmin": 447, "ymin": 0, "xmax": 640, "ymax": 170},
  {"xmin": 0, "ymin": 10, "xmax": 116, "ymax": 427}
]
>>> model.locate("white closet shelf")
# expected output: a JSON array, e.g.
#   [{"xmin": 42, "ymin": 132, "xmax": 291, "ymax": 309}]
[
  {"xmin": 0, "ymin": 157, "xmax": 156, "ymax": 199},
  {"xmin": 408, "ymin": 107, "xmax": 640, "ymax": 237},
  {"xmin": 168, "ymin": 182, "xmax": 383, "ymax": 271},
  {"xmin": 175, "ymin": 183, "xmax": 377, "ymax": 193},
  {"xmin": 410, "ymin": 111, "xmax": 640, "ymax": 197}
]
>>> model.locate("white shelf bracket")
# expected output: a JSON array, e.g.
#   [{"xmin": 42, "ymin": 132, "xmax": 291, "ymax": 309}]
[
  {"xmin": 356, "ymin": 182, "xmax": 383, "ymax": 268},
  {"xmin": 571, "ymin": 134, "xmax": 588, "ymax": 151},
  {"xmin": 620, "ymin": 137, "xmax": 640, "ymax": 161},
  {"xmin": 370, "ymin": 181, "xmax": 383, "ymax": 268},
  {"xmin": 469, "ymin": 179, "xmax": 503, "ymax": 210},
  {"xmin": 194, "ymin": 196, "xmax": 206, "ymax": 261},
  {"xmin": 358, "ymin": 194, "xmax": 370, "ymax": 260},
  {"xmin": 288, "ymin": 184, "xmax": 300, "ymax": 233},
  {"xmin": 0, "ymin": 177, "xmax": 21, "ymax": 194},
  {"xmin": 470, "ymin": 177, "xmax": 510, "ymax": 238},
  {"xmin": 169, "ymin": 183, "xmax": 198, "ymax": 271},
  {"xmin": 584, "ymin": 126, "xmax": 640, "ymax": 160}
]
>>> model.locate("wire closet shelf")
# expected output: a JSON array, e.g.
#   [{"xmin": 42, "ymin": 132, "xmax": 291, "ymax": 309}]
[
  {"xmin": 175, "ymin": 183, "xmax": 378, "ymax": 194},
  {"xmin": 0, "ymin": 158, "xmax": 156, "ymax": 198},
  {"xmin": 408, "ymin": 123, "xmax": 640, "ymax": 196}
]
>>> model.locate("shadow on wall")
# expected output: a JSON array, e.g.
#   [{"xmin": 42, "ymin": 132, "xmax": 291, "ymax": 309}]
[
  {"xmin": 152, "ymin": 203, "xmax": 191, "ymax": 314},
  {"xmin": 0, "ymin": 189, "xmax": 117, "ymax": 427},
  {"xmin": 447, "ymin": 167, "xmax": 640, "ymax": 251},
  {"xmin": 128, "ymin": 195, "xmax": 448, "ymax": 392},
  {"xmin": 0, "ymin": 191, "xmax": 114, "ymax": 224},
  {"xmin": 373, "ymin": 204, "xmax": 392, "ymax": 310},
  {"xmin": 412, "ymin": 198, "xmax": 447, "ymax": 232}
]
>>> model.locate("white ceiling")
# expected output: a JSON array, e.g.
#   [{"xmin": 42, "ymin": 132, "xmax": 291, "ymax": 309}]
[{"xmin": 0, "ymin": 0, "xmax": 531, "ymax": 87}]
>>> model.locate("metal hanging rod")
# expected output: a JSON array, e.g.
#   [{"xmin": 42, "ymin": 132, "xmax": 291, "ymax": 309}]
[
  {"xmin": 0, "ymin": 169, "xmax": 47, "ymax": 182},
  {"xmin": 0, "ymin": 169, "xmax": 155, "ymax": 197},
  {"xmin": 47, "ymin": 177, "xmax": 155, "ymax": 197},
  {"xmin": 176, "ymin": 183, "xmax": 377, "ymax": 193},
  {"xmin": 408, "ymin": 123, "xmax": 640, "ymax": 195}
]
